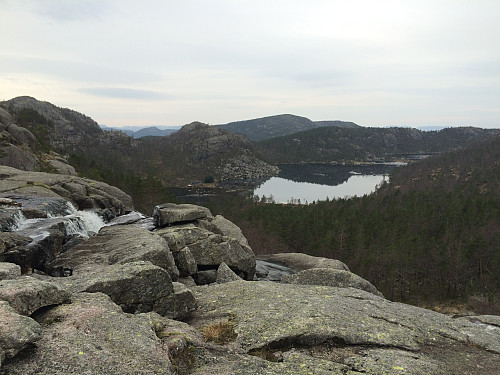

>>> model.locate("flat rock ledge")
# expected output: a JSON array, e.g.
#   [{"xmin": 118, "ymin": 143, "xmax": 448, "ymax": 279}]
[{"xmin": 186, "ymin": 280, "xmax": 500, "ymax": 375}]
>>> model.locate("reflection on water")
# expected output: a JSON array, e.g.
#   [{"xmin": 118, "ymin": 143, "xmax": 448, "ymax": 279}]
[{"xmin": 254, "ymin": 164, "xmax": 399, "ymax": 204}]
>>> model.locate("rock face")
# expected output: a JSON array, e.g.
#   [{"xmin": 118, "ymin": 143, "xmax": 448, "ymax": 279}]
[
  {"xmin": 282, "ymin": 268, "xmax": 384, "ymax": 297},
  {"xmin": 0, "ymin": 101, "xmax": 79, "ymax": 174}
]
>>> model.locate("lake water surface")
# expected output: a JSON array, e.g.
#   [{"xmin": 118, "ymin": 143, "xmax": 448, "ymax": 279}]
[{"xmin": 253, "ymin": 164, "xmax": 400, "ymax": 204}]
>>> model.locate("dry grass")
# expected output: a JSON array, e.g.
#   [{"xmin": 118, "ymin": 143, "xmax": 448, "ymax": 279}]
[{"xmin": 201, "ymin": 320, "xmax": 237, "ymax": 344}]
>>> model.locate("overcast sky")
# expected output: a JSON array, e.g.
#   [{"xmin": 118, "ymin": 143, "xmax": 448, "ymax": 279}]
[{"xmin": 1, "ymin": 0, "xmax": 499, "ymax": 128}]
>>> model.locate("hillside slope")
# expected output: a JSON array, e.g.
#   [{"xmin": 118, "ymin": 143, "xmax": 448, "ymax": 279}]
[
  {"xmin": 218, "ymin": 114, "xmax": 360, "ymax": 141},
  {"xmin": 256, "ymin": 125, "xmax": 500, "ymax": 164}
]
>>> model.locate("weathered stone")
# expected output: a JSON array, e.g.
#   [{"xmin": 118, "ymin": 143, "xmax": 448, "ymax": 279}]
[
  {"xmin": 0, "ymin": 276, "xmax": 71, "ymax": 316},
  {"xmin": 0, "ymin": 262, "xmax": 21, "ymax": 280},
  {"xmin": 156, "ymin": 224, "xmax": 256, "ymax": 280},
  {"xmin": 258, "ymin": 252, "xmax": 350, "ymax": 272},
  {"xmin": 162, "ymin": 282, "xmax": 198, "ymax": 320},
  {"xmin": 173, "ymin": 247, "xmax": 198, "ymax": 276},
  {"xmin": 0, "ymin": 300, "xmax": 42, "ymax": 359},
  {"xmin": 56, "ymin": 261, "xmax": 174, "ymax": 315},
  {"xmin": 187, "ymin": 280, "xmax": 500, "ymax": 374},
  {"xmin": 282, "ymin": 268, "xmax": 384, "ymax": 297},
  {"xmin": 0, "ymin": 292, "xmax": 175, "ymax": 374},
  {"xmin": 216, "ymin": 262, "xmax": 242, "ymax": 283},
  {"xmin": 48, "ymin": 225, "xmax": 179, "ymax": 280},
  {"xmin": 198, "ymin": 215, "xmax": 249, "ymax": 247},
  {"xmin": 153, "ymin": 203, "xmax": 212, "ymax": 228}
]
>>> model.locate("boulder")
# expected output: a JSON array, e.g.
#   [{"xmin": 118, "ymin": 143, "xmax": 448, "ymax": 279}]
[
  {"xmin": 172, "ymin": 247, "xmax": 198, "ymax": 276},
  {"xmin": 187, "ymin": 280, "xmax": 500, "ymax": 374},
  {"xmin": 162, "ymin": 282, "xmax": 198, "ymax": 320},
  {"xmin": 216, "ymin": 262, "xmax": 242, "ymax": 283},
  {"xmin": 48, "ymin": 225, "xmax": 179, "ymax": 281},
  {"xmin": 258, "ymin": 252, "xmax": 350, "ymax": 272},
  {"xmin": 0, "ymin": 300, "xmax": 42, "ymax": 360},
  {"xmin": 0, "ymin": 276, "xmax": 71, "ymax": 316},
  {"xmin": 198, "ymin": 215, "xmax": 249, "ymax": 247},
  {"xmin": 0, "ymin": 292, "xmax": 176, "ymax": 375},
  {"xmin": 153, "ymin": 203, "xmax": 212, "ymax": 228},
  {"xmin": 56, "ymin": 261, "xmax": 174, "ymax": 315},
  {"xmin": 0, "ymin": 262, "xmax": 21, "ymax": 280},
  {"xmin": 156, "ymin": 223, "xmax": 256, "ymax": 280},
  {"xmin": 281, "ymin": 268, "xmax": 384, "ymax": 297}
]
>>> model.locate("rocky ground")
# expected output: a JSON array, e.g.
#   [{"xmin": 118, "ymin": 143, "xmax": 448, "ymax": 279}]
[{"xmin": 1, "ymin": 167, "xmax": 499, "ymax": 374}]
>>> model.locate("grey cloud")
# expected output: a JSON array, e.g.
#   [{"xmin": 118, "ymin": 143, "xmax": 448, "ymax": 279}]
[{"xmin": 79, "ymin": 87, "xmax": 171, "ymax": 100}]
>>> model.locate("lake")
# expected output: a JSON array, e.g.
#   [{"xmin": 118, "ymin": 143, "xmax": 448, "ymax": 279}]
[{"xmin": 253, "ymin": 164, "xmax": 402, "ymax": 204}]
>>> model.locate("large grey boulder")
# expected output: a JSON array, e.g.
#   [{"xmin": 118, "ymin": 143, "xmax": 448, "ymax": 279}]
[
  {"xmin": 0, "ymin": 262, "xmax": 21, "ymax": 280},
  {"xmin": 153, "ymin": 203, "xmax": 212, "ymax": 228},
  {"xmin": 0, "ymin": 276, "xmax": 71, "ymax": 316},
  {"xmin": 0, "ymin": 292, "xmax": 176, "ymax": 375},
  {"xmin": 187, "ymin": 280, "xmax": 500, "ymax": 374},
  {"xmin": 282, "ymin": 268, "xmax": 384, "ymax": 297},
  {"xmin": 48, "ymin": 225, "xmax": 179, "ymax": 280},
  {"xmin": 258, "ymin": 252, "xmax": 350, "ymax": 271},
  {"xmin": 156, "ymin": 223, "xmax": 256, "ymax": 281},
  {"xmin": 56, "ymin": 261, "xmax": 174, "ymax": 315},
  {"xmin": 0, "ymin": 300, "xmax": 42, "ymax": 362},
  {"xmin": 198, "ymin": 215, "xmax": 250, "ymax": 247}
]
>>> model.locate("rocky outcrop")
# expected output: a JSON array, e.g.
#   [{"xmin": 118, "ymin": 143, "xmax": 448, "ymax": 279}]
[
  {"xmin": 282, "ymin": 268, "xmax": 384, "ymax": 297},
  {"xmin": 152, "ymin": 203, "xmax": 256, "ymax": 282},
  {"xmin": 187, "ymin": 280, "xmax": 500, "ymax": 374},
  {"xmin": 0, "ymin": 166, "xmax": 133, "ymax": 214},
  {"xmin": 0, "ymin": 104, "xmax": 77, "ymax": 174},
  {"xmin": 47, "ymin": 225, "xmax": 179, "ymax": 280},
  {"xmin": 164, "ymin": 121, "xmax": 279, "ymax": 184}
]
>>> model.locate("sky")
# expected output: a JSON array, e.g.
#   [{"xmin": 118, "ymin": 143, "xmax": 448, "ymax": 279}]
[{"xmin": 1, "ymin": 0, "xmax": 499, "ymax": 128}]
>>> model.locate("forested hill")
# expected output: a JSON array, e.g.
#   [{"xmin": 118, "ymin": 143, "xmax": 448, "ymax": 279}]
[
  {"xmin": 217, "ymin": 114, "xmax": 359, "ymax": 141},
  {"xmin": 255, "ymin": 125, "xmax": 500, "ymax": 164},
  {"xmin": 220, "ymin": 134, "xmax": 500, "ymax": 308}
]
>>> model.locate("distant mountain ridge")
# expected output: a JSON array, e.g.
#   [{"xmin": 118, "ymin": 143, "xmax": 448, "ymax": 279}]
[
  {"xmin": 217, "ymin": 114, "xmax": 360, "ymax": 141},
  {"xmin": 100, "ymin": 125, "xmax": 180, "ymax": 138}
]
